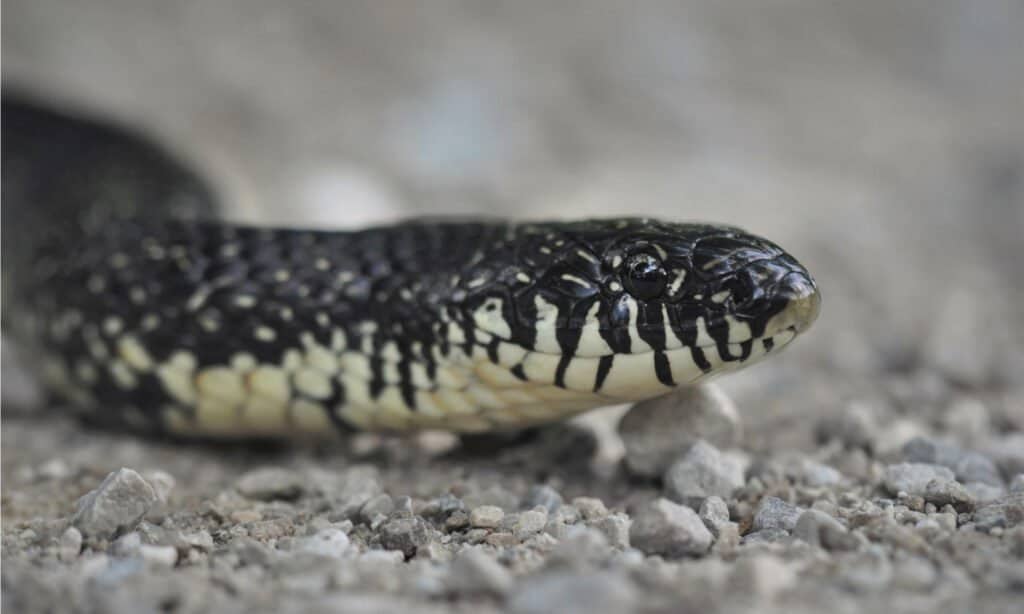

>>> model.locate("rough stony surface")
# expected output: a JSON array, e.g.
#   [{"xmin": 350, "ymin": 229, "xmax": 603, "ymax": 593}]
[
  {"xmin": 69, "ymin": 468, "xmax": 159, "ymax": 539},
  {"xmin": 3, "ymin": 1, "xmax": 1024, "ymax": 613},
  {"xmin": 629, "ymin": 497, "xmax": 713, "ymax": 557}
]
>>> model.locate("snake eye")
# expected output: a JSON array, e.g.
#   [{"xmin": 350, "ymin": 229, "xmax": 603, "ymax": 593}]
[{"xmin": 622, "ymin": 253, "xmax": 667, "ymax": 300}]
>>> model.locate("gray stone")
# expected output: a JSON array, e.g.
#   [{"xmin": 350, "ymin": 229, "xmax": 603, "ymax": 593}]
[
  {"xmin": 447, "ymin": 547, "xmax": 513, "ymax": 596},
  {"xmin": 593, "ymin": 513, "xmax": 631, "ymax": 549},
  {"xmin": 58, "ymin": 527, "xmax": 82, "ymax": 562},
  {"xmin": 662, "ymin": 440, "xmax": 745, "ymax": 509},
  {"xmin": 572, "ymin": 497, "xmax": 607, "ymax": 521},
  {"xmin": 358, "ymin": 493, "xmax": 395, "ymax": 523},
  {"xmin": 793, "ymin": 509, "xmax": 859, "ymax": 551},
  {"xmin": 235, "ymin": 467, "xmax": 304, "ymax": 501},
  {"xmin": 620, "ymin": 384, "xmax": 742, "ymax": 477},
  {"xmin": 549, "ymin": 526, "xmax": 611, "ymax": 567},
  {"xmin": 954, "ymin": 452, "xmax": 1004, "ymax": 487},
  {"xmin": 629, "ymin": 497, "xmax": 712, "ymax": 558},
  {"xmin": 469, "ymin": 505, "xmax": 504, "ymax": 528},
  {"xmin": 698, "ymin": 496, "xmax": 731, "ymax": 536},
  {"xmin": 883, "ymin": 463, "xmax": 955, "ymax": 496},
  {"xmin": 508, "ymin": 571, "xmax": 637, "ymax": 614},
  {"xmin": 514, "ymin": 509, "xmax": 548, "ymax": 539},
  {"xmin": 814, "ymin": 401, "xmax": 877, "ymax": 449},
  {"xmin": 1010, "ymin": 474, "xmax": 1024, "ymax": 493},
  {"xmin": 741, "ymin": 528, "xmax": 791, "ymax": 544},
  {"xmin": 71, "ymin": 468, "xmax": 159, "ymax": 539},
  {"xmin": 973, "ymin": 493, "xmax": 1024, "ymax": 531},
  {"xmin": 751, "ymin": 496, "xmax": 805, "ymax": 532},
  {"xmin": 522, "ymin": 485, "xmax": 563, "ymax": 513},
  {"xmin": 138, "ymin": 544, "xmax": 177, "ymax": 568},
  {"xmin": 110, "ymin": 532, "xmax": 142, "ymax": 557},
  {"xmin": 379, "ymin": 516, "xmax": 431, "ymax": 558},
  {"xmin": 728, "ymin": 554, "xmax": 797, "ymax": 601},
  {"xmin": 420, "ymin": 493, "xmax": 465, "ymax": 520},
  {"xmin": 143, "ymin": 470, "xmax": 176, "ymax": 503},
  {"xmin": 964, "ymin": 481, "xmax": 1005, "ymax": 504},
  {"xmin": 294, "ymin": 528, "xmax": 350, "ymax": 558},
  {"xmin": 922, "ymin": 478, "xmax": 975, "ymax": 511},
  {"xmin": 789, "ymin": 458, "xmax": 843, "ymax": 487}
]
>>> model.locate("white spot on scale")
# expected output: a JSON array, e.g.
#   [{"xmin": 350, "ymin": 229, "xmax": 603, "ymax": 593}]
[
  {"xmin": 575, "ymin": 304, "xmax": 614, "ymax": 356},
  {"xmin": 255, "ymin": 326, "xmax": 277, "ymax": 342},
  {"xmin": 575, "ymin": 249, "xmax": 600, "ymax": 264},
  {"xmin": 117, "ymin": 336, "xmax": 154, "ymax": 371},
  {"xmin": 281, "ymin": 350, "xmax": 303, "ymax": 371},
  {"xmin": 247, "ymin": 367, "xmax": 290, "ymax": 403},
  {"xmin": 711, "ymin": 290, "xmax": 730, "ymax": 303},
  {"xmin": 609, "ymin": 280, "xmax": 623, "ymax": 293},
  {"xmin": 695, "ymin": 317, "xmax": 714, "ymax": 347},
  {"xmin": 516, "ymin": 272, "xmax": 532, "ymax": 284},
  {"xmin": 724, "ymin": 316, "xmax": 752, "ymax": 343},
  {"xmin": 290, "ymin": 399, "xmax": 331, "ymax": 432},
  {"xmin": 230, "ymin": 353, "xmax": 257, "ymax": 371},
  {"xmin": 314, "ymin": 258, "xmax": 330, "ymax": 271},
  {"xmin": 668, "ymin": 269, "xmax": 687, "ymax": 294},
  {"xmin": 560, "ymin": 274, "xmax": 593, "ymax": 288},
  {"xmin": 472, "ymin": 296, "xmax": 511, "ymax": 339},
  {"xmin": 109, "ymin": 360, "xmax": 137, "ymax": 389},
  {"xmin": 273, "ymin": 270, "xmax": 290, "ymax": 282},
  {"xmin": 294, "ymin": 367, "xmax": 333, "ymax": 399},
  {"xmin": 196, "ymin": 367, "xmax": 246, "ymax": 406},
  {"xmin": 102, "ymin": 317, "xmax": 123, "ymax": 337},
  {"xmin": 234, "ymin": 295, "xmax": 257, "ymax": 308}
]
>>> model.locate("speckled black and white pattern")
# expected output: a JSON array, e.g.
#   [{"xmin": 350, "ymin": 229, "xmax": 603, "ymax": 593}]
[{"xmin": 2, "ymin": 97, "xmax": 821, "ymax": 436}]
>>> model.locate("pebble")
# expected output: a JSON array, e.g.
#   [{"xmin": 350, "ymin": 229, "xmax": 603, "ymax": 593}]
[
  {"xmin": 447, "ymin": 547, "xmax": 513, "ymax": 596},
  {"xmin": 973, "ymin": 493, "xmax": 1024, "ymax": 532},
  {"xmin": 469, "ymin": 505, "xmax": 504, "ymax": 529},
  {"xmin": 793, "ymin": 509, "xmax": 859, "ymax": 551},
  {"xmin": 663, "ymin": 440, "xmax": 745, "ymax": 509},
  {"xmin": 138, "ymin": 544, "xmax": 178, "ymax": 568},
  {"xmin": 572, "ymin": 497, "xmax": 608, "ymax": 521},
  {"xmin": 883, "ymin": 463, "xmax": 956, "ymax": 497},
  {"xmin": 751, "ymin": 496, "xmax": 805, "ymax": 532},
  {"xmin": 620, "ymin": 384, "xmax": 742, "ymax": 477},
  {"xmin": 549, "ymin": 526, "xmax": 611, "ymax": 567},
  {"xmin": 741, "ymin": 528, "xmax": 791, "ymax": 544},
  {"xmin": 379, "ymin": 516, "xmax": 431, "ymax": 558},
  {"xmin": 508, "ymin": 571, "xmax": 637, "ymax": 614},
  {"xmin": 814, "ymin": 401, "xmax": 877, "ymax": 449},
  {"xmin": 922, "ymin": 478, "xmax": 975, "ymax": 511},
  {"xmin": 523, "ymin": 485, "xmax": 563, "ymax": 513},
  {"xmin": 728, "ymin": 554, "xmax": 797, "ymax": 601},
  {"xmin": 144, "ymin": 470, "xmax": 176, "ymax": 503},
  {"xmin": 359, "ymin": 493, "xmax": 395, "ymax": 523},
  {"xmin": 58, "ymin": 526, "xmax": 82, "ymax": 562},
  {"xmin": 71, "ymin": 468, "xmax": 159, "ymax": 539},
  {"xmin": 698, "ymin": 496, "xmax": 731, "ymax": 536},
  {"xmin": 514, "ymin": 509, "xmax": 548, "ymax": 539},
  {"xmin": 629, "ymin": 497, "xmax": 712, "ymax": 558},
  {"xmin": 235, "ymin": 467, "xmax": 304, "ymax": 501},
  {"xmin": 593, "ymin": 513, "xmax": 631, "ymax": 549},
  {"xmin": 293, "ymin": 528, "xmax": 351, "ymax": 558},
  {"xmin": 1010, "ymin": 475, "xmax": 1024, "ymax": 494}
]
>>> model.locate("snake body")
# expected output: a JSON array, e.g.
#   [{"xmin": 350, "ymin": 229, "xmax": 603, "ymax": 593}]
[{"xmin": 2, "ymin": 96, "xmax": 820, "ymax": 436}]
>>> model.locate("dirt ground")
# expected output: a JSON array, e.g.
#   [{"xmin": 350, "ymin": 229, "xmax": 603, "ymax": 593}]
[{"xmin": 3, "ymin": 2, "xmax": 1023, "ymax": 613}]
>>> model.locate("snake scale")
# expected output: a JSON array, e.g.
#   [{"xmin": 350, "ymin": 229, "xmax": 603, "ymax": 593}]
[{"xmin": 2, "ymin": 95, "xmax": 821, "ymax": 437}]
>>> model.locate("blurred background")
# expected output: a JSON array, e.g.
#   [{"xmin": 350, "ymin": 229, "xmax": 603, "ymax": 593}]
[{"xmin": 4, "ymin": 0, "xmax": 1023, "ymax": 450}]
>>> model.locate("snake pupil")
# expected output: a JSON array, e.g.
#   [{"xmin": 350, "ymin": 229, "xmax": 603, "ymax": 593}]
[{"xmin": 622, "ymin": 253, "xmax": 667, "ymax": 299}]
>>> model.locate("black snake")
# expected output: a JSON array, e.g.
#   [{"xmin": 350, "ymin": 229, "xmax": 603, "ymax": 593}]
[{"xmin": 2, "ymin": 95, "xmax": 821, "ymax": 436}]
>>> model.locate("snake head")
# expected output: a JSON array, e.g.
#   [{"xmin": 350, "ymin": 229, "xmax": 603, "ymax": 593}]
[{"xmin": 462, "ymin": 218, "xmax": 820, "ymax": 404}]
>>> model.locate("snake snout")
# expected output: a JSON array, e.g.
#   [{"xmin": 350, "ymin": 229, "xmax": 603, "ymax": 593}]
[{"xmin": 762, "ymin": 271, "xmax": 821, "ymax": 336}]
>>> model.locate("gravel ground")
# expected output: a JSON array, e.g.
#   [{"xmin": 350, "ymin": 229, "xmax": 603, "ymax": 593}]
[{"xmin": 3, "ymin": 2, "xmax": 1023, "ymax": 613}]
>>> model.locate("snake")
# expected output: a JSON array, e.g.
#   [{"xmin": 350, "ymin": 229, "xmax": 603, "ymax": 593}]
[{"xmin": 2, "ymin": 95, "xmax": 821, "ymax": 437}]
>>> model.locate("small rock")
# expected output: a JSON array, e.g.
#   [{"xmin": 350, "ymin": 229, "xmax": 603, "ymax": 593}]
[
  {"xmin": 883, "ymin": 463, "xmax": 956, "ymax": 497},
  {"xmin": 420, "ymin": 493, "xmax": 465, "ymax": 520},
  {"xmin": 839, "ymin": 547, "xmax": 893, "ymax": 593},
  {"xmin": 814, "ymin": 401, "xmax": 877, "ymax": 449},
  {"xmin": 973, "ymin": 493, "xmax": 1024, "ymax": 531},
  {"xmin": 793, "ymin": 509, "xmax": 858, "ymax": 551},
  {"xmin": 182, "ymin": 530, "xmax": 214, "ymax": 553},
  {"xmin": 143, "ymin": 470, "xmax": 176, "ymax": 503},
  {"xmin": 729, "ymin": 554, "xmax": 797, "ymax": 601},
  {"xmin": 698, "ymin": 496, "xmax": 731, "ymax": 536},
  {"xmin": 514, "ymin": 509, "xmax": 548, "ymax": 539},
  {"xmin": 58, "ymin": 527, "xmax": 82, "ymax": 562},
  {"xmin": 629, "ymin": 497, "xmax": 712, "ymax": 558},
  {"xmin": 508, "ymin": 571, "xmax": 637, "ymax": 614},
  {"xmin": 235, "ymin": 467, "xmax": 304, "ymax": 501},
  {"xmin": 663, "ymin": 440, "xmax": 745, "ymax": 509},
  {"xmin": 230, "ymin": 509, "xmax": 262, "ymax": 524},
  {"xmin": 380, "ymin": 517, "xmax": 431, "ymax": 558},
  {"xmin": 294, "ymin": 528, "xmax": 350, "ymax": 558},
  {"xmin": 110, "ymin": 532, "xmax": 142, "ymax": 557},
  {"xmin": 38, "ymin": 458, "xmax": 72, "ymax": 480},
  {"xmin": 359, "ymin": 493, "xmax": 395, "ymax": 523},
  {"xmin": 469, "ymin": 505, "xmax": 504, "ymax": 529},
  {"xmin": 1010, "ymin": 474, "xmax": 1024, "ymax": 494},
  {"xmin": 447, "ymin": 547, "xmax": 513, "ymax": 596},
  {"xmin": 572, "ymin": 497, "xmax": 608, "ymax": 521},
  {"xmin": 445, "ymin": 510, "xmax": 470, "ymax": 531},
  {"xmin": 741, "ymin": 528, "xmax": 791, "ymax": 544},
  {"xmin": 593, "ymin": 513, "xmax": 631, "ymax": 549},
  {"xmin": 549, "ymin": 526, "xmax": 611, "ymax": 567},
  {"xmin": 71, "ymin": 468, "xmax": 159, "ymax": 539},
  {"xmin": 751, "ymin": 496, "xmax": 805, "ymax": 532},
  {"xmin": 922, "ymin": 479, "xmax": 975, "ymax": 511},
  {"xmin": 523, "ymin": 485, "xmax": 563, "ymax": 513},
  {"xmin": 788, "ymin": 458, "xmax": 843, "ymax": 487},
  {"xmin": 620, "ymin": 384, "xmax": 742, "ymax": 477},
  {"xmin": 138, "ymin": 544, "xmax": 177, "ymax": 568},
  {"xmin": 954, "ymin": 453, "xmax": 1003, "ymax": 487}
]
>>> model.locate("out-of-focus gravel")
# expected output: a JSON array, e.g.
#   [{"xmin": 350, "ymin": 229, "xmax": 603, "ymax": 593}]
[{"xmin": 3, "ymin": 2, "xmax": 1023, "ymax": 613}]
